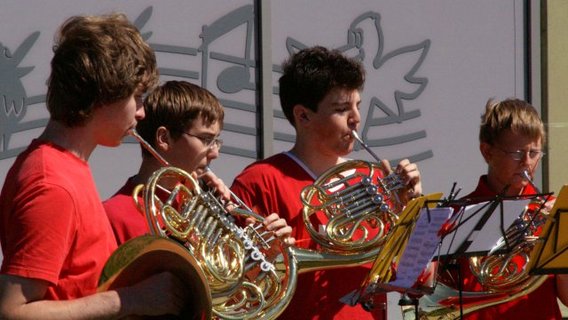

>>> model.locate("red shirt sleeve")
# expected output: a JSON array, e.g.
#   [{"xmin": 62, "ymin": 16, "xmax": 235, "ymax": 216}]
[{"xmin": 3, "ymin": 182, "xmax": 77, "ymax": 285}]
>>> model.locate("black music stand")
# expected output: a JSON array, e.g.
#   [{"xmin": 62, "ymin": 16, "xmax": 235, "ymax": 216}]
[
  {"xmin": 529, "ymin": 185, "xmax": 568, "ymax": 275},
  {"xmin": 426, "ymin": 192, "xmax": 547, "ymax": 319},
  {"xmin": 437, "ymin": 195, "xmax": 538, "ymax": 259}
]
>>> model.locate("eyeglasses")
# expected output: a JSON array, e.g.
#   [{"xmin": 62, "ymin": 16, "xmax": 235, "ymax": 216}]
[
  {"xmin": 495, "ymin": 147, "xmax": 545, "ymax": 161},
  {"xmin": 183, "ymin": 132, "xmax": 223, "ymax": 150}
]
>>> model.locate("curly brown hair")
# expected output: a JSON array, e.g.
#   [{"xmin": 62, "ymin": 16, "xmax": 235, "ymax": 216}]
[{"xmin": 46, "ymin": 13, "xmax": 158, "ymax": 127}]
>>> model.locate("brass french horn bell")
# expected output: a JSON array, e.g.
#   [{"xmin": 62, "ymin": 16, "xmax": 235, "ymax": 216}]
[
  {"xmin": 98, "ymin": 235, "xmax": 213, "ymax": 320},
  {"xmin": 300, "ymin": 130, "xmax": 406, "ymax": 252}
]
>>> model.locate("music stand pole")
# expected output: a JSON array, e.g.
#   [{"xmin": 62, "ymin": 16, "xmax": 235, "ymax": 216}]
[{"xmin": 398, "ymin": 293, "xmax": 419, "ymax": 319}]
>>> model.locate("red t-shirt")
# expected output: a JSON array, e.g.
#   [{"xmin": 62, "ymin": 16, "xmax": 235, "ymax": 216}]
[
  {"xmin": 0, "ymin": 140, "xmax": 117, "ymax": 300},
  {"xmin": 231, "ymin": 153, "xmax": 387, "ymax": 320},
  {"xmin": 103, "ymin": 177, "xmax": 149, "ymax": 245},
  {"xmin": 437, "ymin": 175, "xmax": 561, "ymax": 320}
]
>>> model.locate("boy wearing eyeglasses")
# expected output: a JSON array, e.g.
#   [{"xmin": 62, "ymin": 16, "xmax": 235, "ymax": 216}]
[
  {"xmin": 433, "ymin": 98, "xmax": 568, "ymax": 319},
  {"xmin": 477, "ymin": 98, "xmax": 545, "ymax": 198},
  {"xmin": 103, "ymin": 80, "xmax": 293, "ymax": 246}
]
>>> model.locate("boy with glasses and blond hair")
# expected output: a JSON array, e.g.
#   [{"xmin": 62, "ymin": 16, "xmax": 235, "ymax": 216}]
[
  {"xmin": 434, "ymin": 98, "xmax": 568, "ymax": 319},
  {"xmin": 477, "ymin": 98, "xmax": 546, "ymax": 197}
]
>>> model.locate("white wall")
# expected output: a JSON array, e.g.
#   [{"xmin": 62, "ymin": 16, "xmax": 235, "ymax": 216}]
[{"xmin": 0, "ymin": 1, "xmax": 530, "ymax": 319}]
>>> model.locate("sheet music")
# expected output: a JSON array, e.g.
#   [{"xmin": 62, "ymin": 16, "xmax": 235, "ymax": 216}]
[
  {"xmin": 439, "ymin": 199, "xmax": 531, "ymax": 256},
  {"xmin": 388, "ymin": 207, "xmax": 452, "ymax": 289}
]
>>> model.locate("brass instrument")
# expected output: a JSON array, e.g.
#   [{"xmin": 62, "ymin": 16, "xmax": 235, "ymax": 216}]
[
  {"xmin": 138, "ymin": 165, "xmax": 434, "ymax": 319},
  {"xmin": 403, "ymin": 170, "xmax": 554, "ymax": 319},
  {"xmin": 137, "ymin": 165, "xmax": 295, "ymax": 319},
  {"xmin": 299, "ymin": 130, "xmax": 405, "ymax": 252},
  {"xmin": 469, "ymin": 197, "xmax": 550, "ymax": 291},
  {"xmin": 98, "ymin": 235, "xmax": 213, "ymax": 320},
  {"xmin": 301, "ymin": 160, "xmax": 404, "ymax": 252},
  {"xmin": 299, "ymin": 130, "xmax": 447, "ymax": 309},
  {"xmin": 99, "ymin": 129, "xmax": 410, "ymax": 319}
]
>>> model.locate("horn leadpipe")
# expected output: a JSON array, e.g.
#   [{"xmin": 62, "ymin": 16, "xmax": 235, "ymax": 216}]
[
  {"xmin": 129, "ymin": 128, "xmax": 170, "ymax": 166},
  {"xmin": 521, "ymin": 169, "xmax": 541, "ymax": 194},
  {"xmin": 351, "ymin": 130, "xmax": 405, "ymax": 201},
  {"xmin": 351, "ymin": 130, "xmax": 382, "ymax": 162}
]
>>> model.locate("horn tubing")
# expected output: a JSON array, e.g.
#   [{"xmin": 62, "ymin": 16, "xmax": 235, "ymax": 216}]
[
  {"xmin": 351, "ymin": 130, "xmax": 406, "ymax": 196},
  {"xmin": 352, "ymin": 130, "xmax": 382, "ymax": 162},
  {"xmin": 132, "ymin": 129, "xmax": 411, "ymax": 318},
  {"xmin": 522, "ymin": 169, "xmax": 542, "ymax": 194},
  {"xmin": 129, "ymin": 128, "xmax": 170, "ymax": 166}
]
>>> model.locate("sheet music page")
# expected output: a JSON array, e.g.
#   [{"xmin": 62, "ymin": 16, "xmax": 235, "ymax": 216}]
[
  {"xmin": 439, "ymin": 199, "xmax": 531, "ymax": 256},
  {"xmin": 388, "ymin": 207, "xmax": 452, "ymax": 289}
]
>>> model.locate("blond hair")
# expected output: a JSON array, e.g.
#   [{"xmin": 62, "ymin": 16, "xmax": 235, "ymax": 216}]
[{"xmin": 479, "ymin": 98, "xmax": 545, "ymax": 145}]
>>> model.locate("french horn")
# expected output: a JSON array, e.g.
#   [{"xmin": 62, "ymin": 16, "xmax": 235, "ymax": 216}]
[
  {"xmin": 98, "ymin": 234, "xmax": 213, "ymax": 320},
  {"xmin": 99, "ymin": 129, "xmax": 412, "ymax": 319},
  {"xmin": 402, "ymin": 171, "xmax": 555, "ymax": 319},
  {"xmin": 136, "ymin": 165, "xmax": 295, "ymax": 319},
  {"xmin": 299, "ymin": 130, "xmax": 406, "ymax": 252},
  {"xmin": 300, "ymin": 159, "xmax": 404, "ymax": 252},
  {"xmin": 299, "ymin": 130, "xmax": 446, "ymax": 309}
]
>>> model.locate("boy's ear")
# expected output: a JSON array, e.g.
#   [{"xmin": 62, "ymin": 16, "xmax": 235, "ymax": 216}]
[
  {"xmin": 155, "ymin": 126, "xmax": 171, "ymax": 151},
  {"xmin": 293, "ymin": 105, "xmax": 310, "ymax": 123},
  {"xmin": 479, "ymin": 142, "xmax": 492, "ymax": 163}
]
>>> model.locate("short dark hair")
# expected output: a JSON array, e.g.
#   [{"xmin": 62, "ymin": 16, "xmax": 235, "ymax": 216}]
[
  {"xmin": 137, "ymin": 81, "xmax": 224, "ymax": 157},
  {"xmin": 278, "ymin": 46, "xmax": 365, "ymax": 126},
  {"xmin": 46, "ymin": 13, "xmax": 158, "ymax": 127}
]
